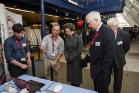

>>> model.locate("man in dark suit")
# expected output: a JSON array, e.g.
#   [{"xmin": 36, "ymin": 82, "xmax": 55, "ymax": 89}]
[
  {"xmin": 107, "ymin": 18, "xmax": 130, "ymax": 93},
  {"xmin": 85, "ymin": 11, "xmax": 115, "ymax": 93}
]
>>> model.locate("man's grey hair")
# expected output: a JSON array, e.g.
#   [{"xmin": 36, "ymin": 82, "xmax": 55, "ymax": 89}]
[
  {"xmin": 107, "ymin": 18, "xmax": 119, "ymax": 27},
  {"xmin": 86, "ymin": 11, "xmax": 101, "ymax": 21}
]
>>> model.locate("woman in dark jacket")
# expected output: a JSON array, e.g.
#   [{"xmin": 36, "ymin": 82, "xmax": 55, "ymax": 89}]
[{"xmin": 63, "ymin": 23, "xmax": 83, "ymax": 87}]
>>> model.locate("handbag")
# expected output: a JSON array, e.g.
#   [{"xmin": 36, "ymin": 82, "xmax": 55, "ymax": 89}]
[
  {"xmin": 80, "ymin": 58, "xmax": 88, "ymax": 68},
  {"xmin": 80, "ymin": 53, "xmax": 90, "ymax": 68},
  {"xmin": 77, "ymin": 35, "xmax": 88, "ymax": 68}
]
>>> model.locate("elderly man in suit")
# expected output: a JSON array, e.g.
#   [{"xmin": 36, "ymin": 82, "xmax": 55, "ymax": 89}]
[
  {"xmin": 85, "ymin": 11, "xmax": 115, "ymax": 93},
  {"xmin": 107, "ymin": 18, "xmax": 130, "ymax": 93}
]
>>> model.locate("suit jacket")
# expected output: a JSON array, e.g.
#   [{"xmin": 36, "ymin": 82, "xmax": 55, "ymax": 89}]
[
  {"xmin": 89, "ymin": 24, "xmax": 115, "ymax": 78},
  {"xmin": 114, "ymin": 29, "xmax": 130, "ymax": 68}
]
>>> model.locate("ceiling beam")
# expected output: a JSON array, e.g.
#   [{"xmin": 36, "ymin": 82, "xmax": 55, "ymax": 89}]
[{"xmin": 44, "ymin": 0, "xmax": 85, "ymax": 14}]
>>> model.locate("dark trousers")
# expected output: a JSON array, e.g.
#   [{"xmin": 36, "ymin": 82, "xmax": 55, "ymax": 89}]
[
  {"xmin": 92, "ymin": 63, "xmax": 123, "ymax": 93},
  {"xmin": 92, "ymin": 63, "xmax": 112, "ymax": 93},
  {"xmin": 112, "ymin": 63, "xmax": 123, "ymax": 93},
  {"xmin": 8, "ymin": 63, "xmax": 27, "ymax": 78}
]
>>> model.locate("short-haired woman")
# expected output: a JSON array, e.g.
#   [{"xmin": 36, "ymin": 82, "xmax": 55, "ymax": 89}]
[{"xmin": 63, "ymin": 23, "xmax": 83, "ymax": 87}]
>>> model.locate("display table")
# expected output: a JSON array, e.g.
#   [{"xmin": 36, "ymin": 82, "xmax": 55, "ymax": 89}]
[{"xmin": 0, "ymin": 75, "xmax": 97, "ymax": 93}]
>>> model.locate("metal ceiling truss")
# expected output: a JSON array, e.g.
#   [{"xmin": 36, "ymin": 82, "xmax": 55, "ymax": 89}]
[
  {"xmin": 123, "ymin": 0, "xmax": 139, "ymax": 25},
  {"xmin": 44, "ymin": 0, "xmax": 125, "ymax": 14},
  {"xmin": 0, "ymin": 0, "xmax": 125, "ymax": 14}
]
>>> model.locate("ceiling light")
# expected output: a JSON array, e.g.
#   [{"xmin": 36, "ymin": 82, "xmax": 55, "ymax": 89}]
[
  {"xmin": 68, "ymin": 0, "xmax": 78, "ymax": 6},
  {"xmin": 45, "ymin": 14, "xmax": 60, "ymax": 18},
  {"xmin": 45, "ymin": 14, "xmax": 53, "ymax": 16},
  {"xmin": 54, "ymin": 15, "xmax": 60, "ymax": 18},
  {"xmin": 5, "ymin": 7, "xmax": 35, "ymax": 13},
  {"xmin": 64, "ymin": 17, "xmax": 75, "ymax": 20}
]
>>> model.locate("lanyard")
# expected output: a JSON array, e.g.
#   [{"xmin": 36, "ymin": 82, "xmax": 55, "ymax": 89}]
[
  {"xmin": 16, "ymin": 40, "xmax": 26, "ymax": 57},
  {"xmin": 52, "ymin": 37, "xmax": 57, "ymax": 51},
  {"xmin": 90, "ymin": 30, "xmax": 100, "ymax": 47}
]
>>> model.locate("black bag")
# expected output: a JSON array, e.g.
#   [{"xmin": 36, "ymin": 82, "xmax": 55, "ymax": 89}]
[
  {"xmin": 76, "ymin": 35, "xmax": 89, "ymax": 68},
  {"xmin": 80, "ymin": 54, "xmax": 90, "ymax": 68}
]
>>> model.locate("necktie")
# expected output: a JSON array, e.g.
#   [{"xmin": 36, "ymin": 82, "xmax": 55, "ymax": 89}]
[{"xmin": 90, "ymin": 31, "xmax": 99, "ymax": 47}]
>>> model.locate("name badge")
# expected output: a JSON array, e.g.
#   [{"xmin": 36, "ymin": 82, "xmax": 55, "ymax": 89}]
[
  {"xmin": 95, "ymin": 42, "xmax": 100, "ymax": 46},
  {"xmin": 21, "ymin": 58, "xmax": 26, "ymax": 62},
  {"xmin": 117, "ymin": 41, "xmax": 123, "ymax": 45},
  {"xmin": 22, "ymin": 43, "xmax": 27, "ymax": 47},
  {"xmin": 51, "ymin": 53, "xmax": 56, "ymax": 57}
]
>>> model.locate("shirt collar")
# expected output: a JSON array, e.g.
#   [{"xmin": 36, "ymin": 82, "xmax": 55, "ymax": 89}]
[
  {"xmin": 114, "ymin": 29, "xmax": 118, "ymax": 39},
  {"xmin": 50, "ymin": 34, "xmax": 58, "ymax": 40},
  {"xmin": 12, "ymin": 35, "xmax": 22, "ymax": 41},
  {"xmin": 96, "ymin": 22, "xmax": 102, "ymax": 32},
  {"xmin": 114, "ymin": 31, "xmax": 117, "ymax": 39}
]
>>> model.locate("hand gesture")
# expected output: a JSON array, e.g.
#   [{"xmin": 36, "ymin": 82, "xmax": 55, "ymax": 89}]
[
  {"xmin": 27, "ymin": 58, "xmax": 32, "ymax": 67},
  {"xmin": 39, "ymin": 44, "xmax": 46, "ymax": 53},
  {"xmin": 20, "ymin": 64, "xmax": 29, "ymax": 69},
  {"xmin": 48, "ymin": 60, "xmax": 57, "ymax": 67}
]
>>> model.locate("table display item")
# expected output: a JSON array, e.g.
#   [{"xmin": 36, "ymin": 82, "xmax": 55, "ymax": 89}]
[
  {"xmin": 3, "ymin": 82, "xmax": 17, "ymax": 93},
  {"xmin": 13, "ymin": 78, "xmax": 45, "ymax": 93},
  {"xmin": 53, "ymin": 84, "xmax": 63, "ymax": 93},
  {"xmin": 20, "ymin": 88, "xmax": 29, "ymax": 93}
]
